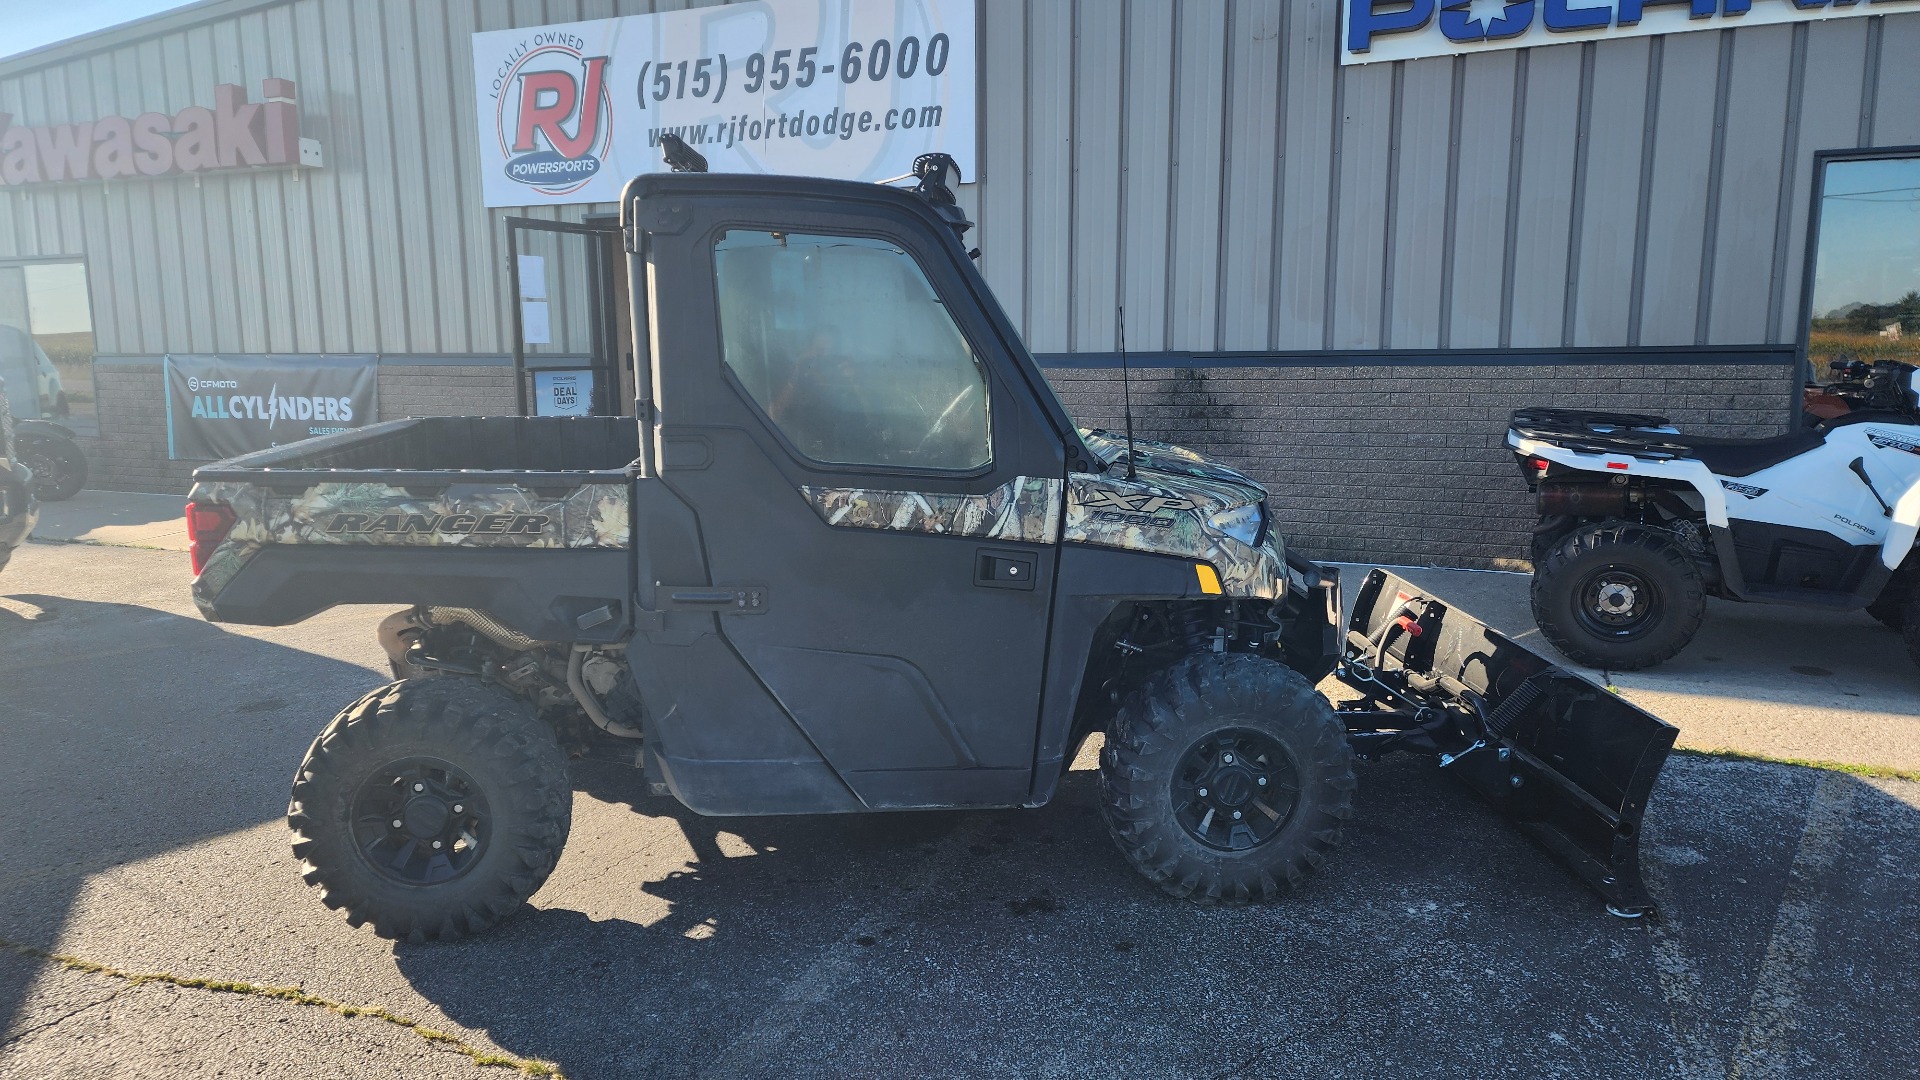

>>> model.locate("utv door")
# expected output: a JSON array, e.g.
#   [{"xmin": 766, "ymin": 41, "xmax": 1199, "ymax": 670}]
[{"xmin": 625, "ymin": 178, "xmax": 1070, "ymax": 815}]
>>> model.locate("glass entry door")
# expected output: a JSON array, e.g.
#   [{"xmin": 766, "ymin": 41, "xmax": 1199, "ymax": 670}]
[{"xmin": 506, "ymin": 217, "xmax": 625, "ymax": 417}]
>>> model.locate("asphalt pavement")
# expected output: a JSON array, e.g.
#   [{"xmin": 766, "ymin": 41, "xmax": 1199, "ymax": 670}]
[{"xmin": 1, "ymin": 533, "xmax": 1916, "ymax": 1077}]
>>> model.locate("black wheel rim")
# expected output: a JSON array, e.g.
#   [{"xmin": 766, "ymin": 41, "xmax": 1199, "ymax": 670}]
[
  {"xmin": 350, "ymin": 757, "xmax": 492, "ymax": 887},
  {"xmin": 1171, "ymin": 729, "xmax": 1302, "ymax": 852},
  {"xmin": 1575, "ymin": 566, "xmax": 1662, "ymax": 640},
  {"xmin": 17, "ymin": 446, "xmax": 56, "ymax": 497}
]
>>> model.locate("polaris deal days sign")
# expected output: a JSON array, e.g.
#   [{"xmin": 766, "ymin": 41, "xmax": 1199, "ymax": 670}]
[
  {"xmin": 471, "ymin": 0, "xmax": 976, "ymax": 208},
  {"xmin": 1343, "ymin": 0, "xmax": 1920, "ymax": 65}
]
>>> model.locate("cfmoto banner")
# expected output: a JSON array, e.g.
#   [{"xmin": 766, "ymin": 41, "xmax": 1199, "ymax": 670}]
[
  {"xmin": 471, "ymin": 0, "xmax": 977, "ymax": 207},
  {"xmin": 1342, "ymin": 0, "xmax": 1920, "ymax": 66},
  {"xmin": 164, "ymin": 354, "xmax": 378, "ymax": 460}
]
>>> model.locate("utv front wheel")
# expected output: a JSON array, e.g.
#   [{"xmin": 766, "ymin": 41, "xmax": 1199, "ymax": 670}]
[
  {"xmin": 288, "ymin": 678, "xmax": 572, "ymax": 942},
  {"xmin": 1531, "ymin": 522, "xmax": 1706, "ymax": 671},
  {"xmin": 1100, "ymin": 655, "xmax": 1354, "ymax": 904}
]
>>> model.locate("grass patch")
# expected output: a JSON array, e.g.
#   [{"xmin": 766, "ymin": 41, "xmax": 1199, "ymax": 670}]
[
  {"xmin": 0, "ymin": 937, "xmax": 563, "ymax": 1077},
  {"xmin": 1675, "ymin": 746, "xmax": 1920, "ymax": 784}
]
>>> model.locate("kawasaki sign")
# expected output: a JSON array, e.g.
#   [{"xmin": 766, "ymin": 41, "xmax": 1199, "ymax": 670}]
[
  {"xmin": 0, "ymin": 79, "xmax": 316, "ymax": 187},
  {"xmin": 1343, "ymin": 0, "xmax": 1920, "ymax": 65}
]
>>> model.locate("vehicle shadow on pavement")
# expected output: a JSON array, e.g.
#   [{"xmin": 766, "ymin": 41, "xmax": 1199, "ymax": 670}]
[
  {"xmin": 393, "ymin": 755, "xmax": 1920, "ymax": 1080},
  {"xmin": 0, "ymin": 595, "xmax": 384, "ymax": 1040}
]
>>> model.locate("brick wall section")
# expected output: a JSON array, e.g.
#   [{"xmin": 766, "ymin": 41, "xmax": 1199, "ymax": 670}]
[
  {"xmin": 1041, "ymin": 361, "xmax": 1796, "ymax": 570},
  {"xmin": 76, "ymin": 364, "xmax": 193, "ymax": 493},
  {"xmin": 375, "ymin": 365, "xmax": 518, "ymax": 418},
  {"xmin": 77, "ymin": 363, "xmax": 520, "ymax": 495}
]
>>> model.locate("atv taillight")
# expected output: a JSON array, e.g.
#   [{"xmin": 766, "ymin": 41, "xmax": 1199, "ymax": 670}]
[
  {"xmin": 187, "ymin": 501, "xmax": 236, "ymax": 576},
  {"xmin": 1529, "ymin": 457, "xmax": 1551, "ymax": 480}
]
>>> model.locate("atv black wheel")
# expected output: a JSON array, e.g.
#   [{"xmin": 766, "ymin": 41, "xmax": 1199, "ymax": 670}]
[
  {"xmin": 1899, "ymin": 594, "xmax": 1920, "ymax": 670},
  {"xmin": 288, "ymin": 678, "xmax": 571, "ymax": 942},
  {"xmin": 1531, "ymin": 522, "xmax": 1706, "ymax": 671},
  {"xmin": 1100, "ymin": 654, "xmax": 1354, "ymax": 904},
  {"xmin": 1869, "ymin": 565, "xmax": 1915, "ymax": 631},
  {"xmin": 16, "ymin": 436, "xmax": 85, "ymax": 502},
  {"xmin": 1868, "ymin": 590, "xmax": 1908, "ymax": 632}
]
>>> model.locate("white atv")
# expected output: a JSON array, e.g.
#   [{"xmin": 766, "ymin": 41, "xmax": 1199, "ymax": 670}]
[{"xmin": 1508, "ymin": 360, "xmax": 1920, "ymax": 671}]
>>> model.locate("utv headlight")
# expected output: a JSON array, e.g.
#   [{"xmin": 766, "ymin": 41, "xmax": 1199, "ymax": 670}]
[{"xmin": 1207, "ymin": 502, "xmax": 1265, "ymax": 546}]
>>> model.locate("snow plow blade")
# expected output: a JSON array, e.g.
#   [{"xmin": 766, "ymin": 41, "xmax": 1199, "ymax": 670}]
[{"xmin": 1336, "ymin": 569, "xmax": 1678, "ymax": 917}]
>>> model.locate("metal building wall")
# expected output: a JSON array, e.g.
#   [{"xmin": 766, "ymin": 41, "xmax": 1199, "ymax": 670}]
[
  {"xmin": 3, "ymin": 0, "xmax": 1920, "ymax": 359},
  {"xmin": 969, "ymin": 0, "xmax": 1920, "ymax": 358}
]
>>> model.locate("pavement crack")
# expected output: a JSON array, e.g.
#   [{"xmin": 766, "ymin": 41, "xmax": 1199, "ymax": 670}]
[
  {"xmin": 0, "ymin": 936, "xmax": 564, "ymax": 1077},
  {"xmin": 1, "ymin": 982, "xmax": 129, "ymax": 1048}
]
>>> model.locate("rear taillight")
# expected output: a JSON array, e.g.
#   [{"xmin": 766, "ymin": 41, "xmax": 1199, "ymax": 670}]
[
  {"xmin": 1528, "ymin": 457, "xmax": 1551, "ymax": 480},
  {"xmin": 187, "ymin": 501, "xmax": 236, "ymax": 576}
]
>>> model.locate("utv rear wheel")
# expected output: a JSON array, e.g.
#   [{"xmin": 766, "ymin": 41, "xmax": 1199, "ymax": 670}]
[
  {"xmin": 1531, "ymin": 522, "xmax": 1706, "ymax": 671},
  {"xmin": 1100, "ymin": 655, "xmax": 1354, "ymax": 905},
  {"xmin": 288, "ymin": 678, "xmax": 571, "ymax": 942}
]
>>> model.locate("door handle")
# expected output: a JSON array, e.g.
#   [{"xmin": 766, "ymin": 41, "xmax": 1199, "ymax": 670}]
[{"xmin": 975, "ymin": 550, "xmax": 1037, "ymax": 591}]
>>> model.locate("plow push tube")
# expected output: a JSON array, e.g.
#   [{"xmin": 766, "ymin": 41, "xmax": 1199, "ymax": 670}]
[{"xmin": 1335, "ymin": 570, "xmax": 1678, "ymax": 917}]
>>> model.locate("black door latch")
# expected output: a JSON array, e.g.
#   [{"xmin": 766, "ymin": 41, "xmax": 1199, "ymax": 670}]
[{"xmin": 975, "ymin": 551, "xmax": 1037, "ymax": 591}]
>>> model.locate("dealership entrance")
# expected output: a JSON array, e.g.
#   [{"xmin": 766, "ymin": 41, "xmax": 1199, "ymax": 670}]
[{"xmin": 507, "ymin": 217, "xmax": 630, "ymax": 419}]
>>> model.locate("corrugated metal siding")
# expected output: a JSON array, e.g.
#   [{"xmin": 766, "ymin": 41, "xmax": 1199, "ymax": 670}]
[{"xmin": 2, "ymin": 0, "xmax": 1918, "ymax": 357}]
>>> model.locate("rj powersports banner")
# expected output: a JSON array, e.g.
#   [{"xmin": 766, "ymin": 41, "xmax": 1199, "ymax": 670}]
[
  {"xmin": 471, "ymin": 0, "xmax": 977, "ymax": 207},
  {"xmin": 164, "ymin": 354, "xmax": 378, "ymax": 460},
  {"xmin": 1343, "ymin": 0, "xmax": 1920, "ymax": 66}
]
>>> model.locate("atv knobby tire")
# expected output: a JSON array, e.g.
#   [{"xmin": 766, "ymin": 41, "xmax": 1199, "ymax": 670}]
[
  {"xmin": 288, "ymin": 678, "xmax": 571, "ymax": 942},
  {"xmin": 1868, "ymin": 590, "xmax": 1908, "ymax": 632},
  {"xmin": 17, "ymin": 436, "xmax": 85, "ymax": 502},
  {"xmin": 1100, "ymin": 654, "xmax": 1354, "ymax": 904},
  {"xmin": 1870, "ymin": 564, "xmax": 1915, "ymax": 631},
  {"xmin": 1531, "ymin": 522, "xmax": 1706, "ymax": 671},
  {"xmin": 1899, "ymin": 593, "xmax": 1920, "ymax": 670}
]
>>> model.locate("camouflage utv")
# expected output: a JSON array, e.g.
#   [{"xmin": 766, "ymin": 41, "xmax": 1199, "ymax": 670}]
[{"xmin": 187, "ymin": 156, "xmax": 1676, "ymax": 940}]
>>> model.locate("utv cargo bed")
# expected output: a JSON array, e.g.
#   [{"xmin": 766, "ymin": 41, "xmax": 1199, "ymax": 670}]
[{"xmin": 189, "ymin": 416, "xmax": 637, "ymax": 642}]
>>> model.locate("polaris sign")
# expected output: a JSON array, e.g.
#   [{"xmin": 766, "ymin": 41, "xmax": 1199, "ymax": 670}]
[{"xmin": 1342, "ymin": 0, "xmax": 1920, "ymax": 65}]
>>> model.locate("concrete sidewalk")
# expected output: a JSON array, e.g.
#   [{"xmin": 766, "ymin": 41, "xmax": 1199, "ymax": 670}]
[{"xmin": 28, "ymin": 489, "xmax": 188, "ymax": 551}]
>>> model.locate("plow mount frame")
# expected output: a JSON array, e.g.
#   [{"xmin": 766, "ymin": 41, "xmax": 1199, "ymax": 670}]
[{"xmin": 1333, "ymin": 569, "xmax": 1679, "ymax": 917}]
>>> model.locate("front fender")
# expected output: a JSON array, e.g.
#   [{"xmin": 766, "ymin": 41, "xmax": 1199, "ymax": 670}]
[{"xmin": 1883, "ymin": 477, "xmax": 1920, "ymax": 570}]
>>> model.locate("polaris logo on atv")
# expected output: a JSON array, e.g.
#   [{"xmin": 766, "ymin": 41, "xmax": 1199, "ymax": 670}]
[
  {"xmin": 1868, "ymin": 430, "xmax": 1920, "ymax": 457},
  {"xmin": 1077, "ymin": 490, "xmax": 1197, "ymax": 515},
  {"xmin": 1720, "ymin": 480, "xmax": 1768, "ymax": 500},
  {"xmin": 325, "ymin": 512, "xmax": 553, "ymax": 536},
  {"xmin": 491, "ymin": 39, "xmax": 611, "ymax": 196}
]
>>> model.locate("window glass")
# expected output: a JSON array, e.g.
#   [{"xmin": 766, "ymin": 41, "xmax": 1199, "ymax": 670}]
[
  {"xmin": 0, "ymin": 261, "xmax": 96, "ymax": 435},
  {"xmin": 1807, "ymin": 157, "xmax": 1920, "ymax": 406},
  {"xmin": 713, "ymin": 230, "xmax": 990, "ymax": 471}
]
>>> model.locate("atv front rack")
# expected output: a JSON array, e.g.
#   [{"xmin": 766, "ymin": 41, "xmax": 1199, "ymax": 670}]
[{"xmin": 1334, "ymin": 570, "xmax": 1678, "ymax": 917}]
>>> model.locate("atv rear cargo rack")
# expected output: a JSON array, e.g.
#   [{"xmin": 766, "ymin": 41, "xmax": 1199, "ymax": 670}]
[
  {"xmin": 1334, "ymin": 569, "xmax": 1679, "ymax": 917},
  {"xmin": 1507, "ymin": 407, "xmax": 1692, "ymax": 461}
]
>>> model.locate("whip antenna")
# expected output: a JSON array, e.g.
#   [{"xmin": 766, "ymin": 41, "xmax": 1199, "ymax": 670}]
[{"xmin": 1119, "ymin": 306, "xmax": 1137, "ymax": 480}]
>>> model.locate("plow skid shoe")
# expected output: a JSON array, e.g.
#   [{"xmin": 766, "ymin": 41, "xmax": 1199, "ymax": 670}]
[{"xmin": 1340, "ymin": 569, "xmax": 1679, "ymax": 917}]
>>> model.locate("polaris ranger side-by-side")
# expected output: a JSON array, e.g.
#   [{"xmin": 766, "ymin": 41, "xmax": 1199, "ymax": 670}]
[{"xmin": 187, "ymin": 155, "xmax": 1676, "ymax": 940}]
